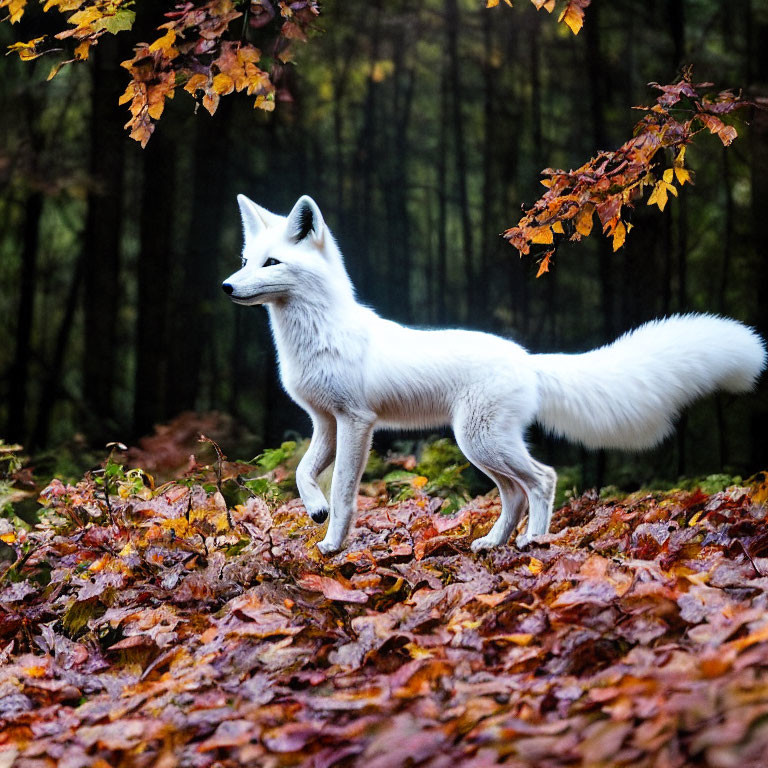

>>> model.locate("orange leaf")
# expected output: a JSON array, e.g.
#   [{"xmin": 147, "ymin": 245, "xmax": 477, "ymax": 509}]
[
  {"xmin": 212, "ymin": 73, "xmax": 234, "ymax": 96},
  {"xmin": 536, "ymin": 251, "xmax": 553, "ymax": 278},
  {"xmin": 203, "ymin": 90, "xmax": 220, "ymax": 116},
  {"xmin": 530, "ymin": 225, "xmax": 554, "ymax": 245},
  {"xmin": 297, "ymin": 574, "xmax": 368, "ymax": 603},
  {"xmin": 574, "ymin": 204, "xmax": 594, "ymax": 237},
  {"xmin": 612, "ymin": 219, "xmax": 626, "ymax": 251},
  {"xmin": 74, "ymin": 40, "xmax": 90, "ymax": 60}
]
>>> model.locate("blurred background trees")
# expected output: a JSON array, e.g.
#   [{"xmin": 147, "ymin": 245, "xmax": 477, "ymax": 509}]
[{"xmin": 1, "ymin": 0, "xmax": 766, "ymax": 488}]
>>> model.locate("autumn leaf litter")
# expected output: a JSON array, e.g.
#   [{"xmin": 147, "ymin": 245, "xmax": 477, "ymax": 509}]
[{"xmin": 1, "ymin": 463, "xmax": 768, "ymax": 767}]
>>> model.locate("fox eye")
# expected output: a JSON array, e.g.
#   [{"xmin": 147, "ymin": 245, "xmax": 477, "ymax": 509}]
[{"xmin": 263, "ymin": 257, "xmax": 281, "ymax": 268}]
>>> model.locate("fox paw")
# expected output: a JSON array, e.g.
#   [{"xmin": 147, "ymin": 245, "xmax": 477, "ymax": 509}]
[
  {"xmin": 317, "ymin": 538, "xmax": 341, "ymax": 556},
  {"xmin": 471, "ymin": 534, "xmax": 504, "ymax": 553},
  {"xmin": 515, "ymin": 532, "xmax": 533, "ymax": 549},
  {"xmin": 309, "ymin": 506, "xmax": 329, "ymax": 524}
]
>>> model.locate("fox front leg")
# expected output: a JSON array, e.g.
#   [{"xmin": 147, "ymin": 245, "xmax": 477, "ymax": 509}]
[
  {"xmin": 317, "ymin": 415, "xmax": 374, "ymax": 555},
  {"xmin": 296, "ymin": 412, "xmax": 336, "ymax": 524}
]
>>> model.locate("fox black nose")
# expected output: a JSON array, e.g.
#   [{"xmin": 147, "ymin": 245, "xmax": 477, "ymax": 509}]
[{"xmin": 222, "ymin": 282, "xmax": 234, "ymax": 295}]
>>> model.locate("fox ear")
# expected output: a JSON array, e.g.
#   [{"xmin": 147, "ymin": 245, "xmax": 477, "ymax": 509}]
[
  {"xmin": 286, "ymin": 195, "xmax": 324, "ymax": 246},
  {"xmin": 237, "ymin": 195, "xmax": 283, "ymax": 237}
]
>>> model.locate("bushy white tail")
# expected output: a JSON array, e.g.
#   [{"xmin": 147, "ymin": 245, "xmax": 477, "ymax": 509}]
[{"xmin": 533, "ymin": 314, "xmax": 766, "ymax": 450}]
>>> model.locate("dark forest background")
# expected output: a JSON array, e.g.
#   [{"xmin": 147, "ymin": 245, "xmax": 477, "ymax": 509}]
[{"xmin": 1, "ymin": 0, "xmax": 767, "ymax": 488}]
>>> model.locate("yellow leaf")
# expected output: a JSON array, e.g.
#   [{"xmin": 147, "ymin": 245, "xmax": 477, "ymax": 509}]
[
  {"xmin": 530, "ymin": 225, "xmax": 553, "ymax": 244},
  {"xmin": 486, "ymin": 0, "xmax": 500, "ymax": 7},
  {"xmin": 612, "ymin": 219, "xmax": 626, "ymax": 251},
  {"xmin": 212, "ymin": 73, "xmax": 234, "ymax": 95},
  {"xmin": 558, "ymin": 1, "xmax": 585, "ymax": 34},
  {"xmin": 751, "ymin": 473, "xmax": 768, "ymax": 504},
  {"xmin": 66, "ymin": 5, "xmax": 101, "ymax": 28},
  {"xmin": 674, "ymin": 166, "xmax": 692, "ymax": 185},
  {"xmin": 23, "ymin": 665, "xmax": 47, "ymax": 678},
  {"xmin": 184, "ymin": 73, "xmax": 208, "ymax": 94},
  {"xmin": 527, "ymin": 556, "xmax": 544, "ymax": 574},
  {"xmin": 4, "ymin": 0, "xmax": 26, "ymax": 23},
  {"xmin": 42, "ymin": 0, "xmax": 82, "ymax": 11},
  {"xmin": 412, "ymin": 475, "xmax": 428, "ymax": 489},
  {"xmin": 495, "ymin": 633, "xmax": 534, "ymax": 646},
  {"xmin": 74, "ymin": 40, "xmax": 90, "ymax": 60},
  {"xmin": 552, "ymin": 221, "xmax": 565, "ymax": 234},
  {"xmin": 7, "ymin": 36, "xmax": 46, "ymax": 60},
  {"xmin": 574, "ymin": 204, "xmax": 594, "ymax": 237},
  {"xmin": 405, "ymin": 642, "xmax": 433, "ymax": 659},
  {"xmin": 647, "ymin": 181, "xmax": 668, "ymax": 211},
  {"xmin": 147, "ymin": 99, "xmax": 166, "ymax": 120},
  {"xmin": 663, "ymin": 167, "xmax": 674, "ymax": 184},
  {"xmin": 118, "ymin": 83, "xmax": 135, "ymax": 105},
  {"xmin": 0, "ymin": 532, "xmax": 15, "ymax": 544},
  {"xmin": 148, "ymin": 28, "xmax": 176, "ymax": 56},
  {"xmin": 161, "ymin": 517, "xmax": 190, "ymax": 537}
]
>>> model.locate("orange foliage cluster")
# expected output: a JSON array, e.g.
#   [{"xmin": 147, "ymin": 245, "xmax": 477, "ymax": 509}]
[
  {"xmin": 504, "ymin": 72, "xmax": 751, "ymax": 277},
  {"xmin": 487, "ymin": 0, "xmax": 591, "ymax": 35},
  {"xmin": 0, "ymin": 0, "xmax": 318, "ymax": 146},
  {"xmin": 2, "ymin": 452, "xmax": 768, "ymax": 765}
]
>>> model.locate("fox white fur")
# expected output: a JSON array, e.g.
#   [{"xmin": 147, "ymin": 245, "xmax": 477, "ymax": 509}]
[{"xmin": 223, "ymin": 194, "xmax": 767, "ymax": 555}]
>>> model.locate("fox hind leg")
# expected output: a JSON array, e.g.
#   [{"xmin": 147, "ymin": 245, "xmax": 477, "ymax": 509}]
[
  {"xmin": 470, "ymin": 471, "xmax": 527, "ymax": 551},
  {"xmin": 515, "ymin": 457, "xmax": 557, "ymax": 548},
  {"xmin": 454, "ymin": 409, "xmax": 556, "ymax": 551}
]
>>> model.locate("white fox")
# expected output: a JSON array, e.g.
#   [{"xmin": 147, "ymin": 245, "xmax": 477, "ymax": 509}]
[{"xmin": 223, "ymin": 194, "xmax": 767, "ymax": 555}]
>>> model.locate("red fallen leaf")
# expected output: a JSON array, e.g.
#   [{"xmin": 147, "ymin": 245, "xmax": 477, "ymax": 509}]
[
  {"xmin": 311, "ymin": 745, "xmax": 365, "ymax": 768},
  {"xmin": 77, "ymin": 720, "xmax": 164, "ymax": 750},
  {"xmin": 392, "ymin": 658, "xmax": 454, "ymax": 698},
  {"xmin": 262, "ymin": 721, "xmax": 324, "ymax": 752},
  {"xmin": 197, "ymin": 719, "xmax": 256, "ymax": 751},
  {"xmin": 107, "ymin": 635, "xmax": 156, "ymax": 651},
  {"xmin": 297, "ymin": 574, "xmax": 368, "ymax": 603},
  {"xmin": 433, "ymin": 509, "xmax": 472, "ymax": 534}
]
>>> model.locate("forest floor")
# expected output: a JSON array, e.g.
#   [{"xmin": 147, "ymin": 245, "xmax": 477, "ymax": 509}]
[{"xmin": 1, "ymin": 433, "xmax": 768, "ymax": 768}]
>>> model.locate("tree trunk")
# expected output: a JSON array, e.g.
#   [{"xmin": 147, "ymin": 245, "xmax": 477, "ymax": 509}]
[
  {"xmin": 481, "ymin": 8, "xmax": 498, "ymax": 329},
  {"xmin": 166, "ymin": 106, "xmax": 232, "ymax": 416},
  {"xmin": 749, "ymin": 91, "xmax": 768, "ymax": 469},
  {"xmin": 445, "ymin": 0, "xmax": 475, "ymax": 323},
  {"xmin": 82, "ymin": 36, "xmax": 127, "ymax": 440},
  {"xmin": 585, "ymin": 2, "xmax": 614, "ymax": 343},
  {"xmin": 31, "ymin": 253, "xmax": 85, "ymax": 449},
  {"xmin": 133, "ymin": 131, "xmax": 175, "ymax": 436},
  {"xmin": 384, "ymin": 26, "xmax": 416, "ymax": 323},
  {"xmin": 7, "ymin": 191, "xmax": 43, "ymax": 443},
  {"xmin": 436, "ymin": 63, "xmax": 449, "ymax": 326}
]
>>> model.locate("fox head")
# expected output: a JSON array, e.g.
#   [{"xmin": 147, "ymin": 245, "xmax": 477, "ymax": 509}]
[{"xmin": 222, "ymin": 195, "xmax": 350, "ymax": 306}]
